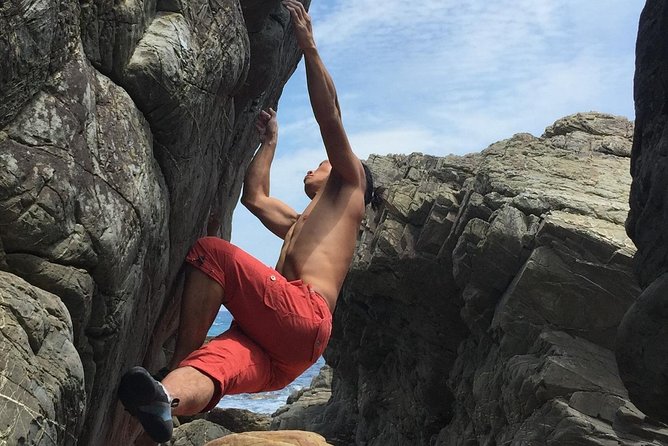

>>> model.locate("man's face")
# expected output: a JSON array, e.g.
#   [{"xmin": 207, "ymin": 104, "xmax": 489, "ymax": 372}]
[{"xmin": 304, "ymin": 160, "xmax": 331, "ymax": 198}]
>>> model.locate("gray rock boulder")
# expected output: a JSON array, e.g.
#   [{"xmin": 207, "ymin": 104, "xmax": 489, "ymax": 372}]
[
  {"xmin": 271, "ymin": 365, "xmax": 333, "ymax": 432},
  {"xmin": 1, "ymin": 45, "xmax": 168, "ymax": 444},
  {"xmin": 206, "ymin": 408, "xmax": 271, "ymax": 433},
  {"xmin": 179, "ymin": 407, "xmax": 271, "ymax": 433},
  {"xmin": 625, "ymin": 0, "xmax": 668, "ymax": 288},
  {"xmin": 0, "ymin": 271, "xmax": 85, "ymax": 446},
  {"xmin": 318, "ymin": 152, "xmax": 476, "ymax": 446},
  {"xmin": 1, "ymin": 1, "xmax": 307, "ymax": 444},
  {"xmin": 171, "ymin": 419, "xmax": 232, "ymax": 446},
  {"xmin": 617, "ymin": 273, "xmax": 668, "ymax": 423},
  {"xmin": 315, "ymin": 113, "xmax": 667, "ymax": 445},
  {"xmin": 617, "ymin": 0, "xmax": 668, "ymax": 424},
  {"xmin": 0, "ymin": 0, "xmax": 79, "ymax": 130}
]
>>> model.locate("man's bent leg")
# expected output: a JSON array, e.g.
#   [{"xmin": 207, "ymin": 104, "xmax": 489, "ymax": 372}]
[
  {"xmin": 162, "ymin": 366, "xmax": 215, "ymax": 415},
  {"xmin": 118, "ymin": 366, "xmax": 215, "ymax": 441},
  {"xmin": 168, "ymin": 267, "xmax": 224, "ymax": 369},
  {"xmin": 120, "ymin": 326, "xmax": 272, "ymax": 440},
  {"xmin": 173, "ymin": 325, "xmax": 274, "ymax": 413},
  {"xmin": 118, "ymin": 366, "xmax": 175, "ymax": 442}
]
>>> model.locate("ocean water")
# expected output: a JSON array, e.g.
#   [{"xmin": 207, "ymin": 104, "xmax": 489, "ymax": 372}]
[{"xmin": 207, "ymin": 309, "xmax": 325, "ymax": 415}]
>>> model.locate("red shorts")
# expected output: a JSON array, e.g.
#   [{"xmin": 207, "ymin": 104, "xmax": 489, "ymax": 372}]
[{"xmin": 179, "ymin": 237, "xmax": 332, "ymax": 411}]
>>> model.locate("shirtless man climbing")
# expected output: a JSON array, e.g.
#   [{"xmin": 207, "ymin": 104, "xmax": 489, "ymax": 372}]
[{"xmin": 118, "ymin": 1, "xmax": 375, "ymax": 442}]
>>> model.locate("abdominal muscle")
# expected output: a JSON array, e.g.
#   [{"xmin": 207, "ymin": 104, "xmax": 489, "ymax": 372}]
[
  {"xmin": 276, "ymin": 249, "xmax": 346, "ymax": 314},
  {"xmin": 275, "ymin": 183, "xmax": 364, "ymax": 313}
]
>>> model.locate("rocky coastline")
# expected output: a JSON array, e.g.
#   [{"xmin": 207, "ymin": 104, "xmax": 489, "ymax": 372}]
[{"xmin": 3, "ymin": 0, "xmax": 668, "ymax": 445}]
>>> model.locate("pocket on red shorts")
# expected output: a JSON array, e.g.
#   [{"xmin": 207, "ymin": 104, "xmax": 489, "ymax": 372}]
[
  {"xmin": 263, "ymin": 274, "xmax": 312, "ymax": 317},
  {"xmin": 310, "ymin": 317, "xmax": 332, "ymax": 363}
]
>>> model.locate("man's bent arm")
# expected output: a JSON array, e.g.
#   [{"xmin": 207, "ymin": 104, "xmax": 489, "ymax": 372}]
[{"xmin": 242, "ymin": 109, "xmax": 298, "ymax": 239}]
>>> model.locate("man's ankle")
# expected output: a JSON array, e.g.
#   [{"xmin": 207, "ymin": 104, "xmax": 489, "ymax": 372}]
[{"xmin": 153, "ymin": 367, "xmax": 170, "ymax": 381}]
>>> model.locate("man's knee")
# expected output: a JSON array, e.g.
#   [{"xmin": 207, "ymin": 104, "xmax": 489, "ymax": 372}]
[{"xmin": 163, "ymin": 366, "xmax": 219, "ymax": 415}]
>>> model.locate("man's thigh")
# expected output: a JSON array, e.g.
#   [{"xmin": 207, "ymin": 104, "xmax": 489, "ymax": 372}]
[
  {"xmin": 185, "ymin": 237, "xmax": 324, "ymax": 366},
  {"xmin": 185, "ymin": 237, "xmax": 275, "ymax": 312},
  {"xmin": 178, "ymin": 325, "xmax": 273, "ymax": 410}
]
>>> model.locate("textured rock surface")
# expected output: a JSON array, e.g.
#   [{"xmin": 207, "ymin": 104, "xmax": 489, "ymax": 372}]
[
  {"xmin": 171, "ymin": 419, "xmax": 231, "ymax": 446},
  {"xmin": 311, "ymin": 113, "xmax": 668, "ymax": 445},
  {"xmin": 617, "ymin": 0, "xmax": 668, "ymax": 424},
  {"xmin": 320, "ymin": 152, "xmax": 478, "ymax": 446},
  {"xmin": 271, "ymin": 366, "xmax": 333, "ymax": 432},
  {"xmin": 625, "ymin": 0, "xmax": 668, "ymax": 288},
  {"xmin": 0, "ymin": 271, "xmax": 85, "ymax": 446},
  {"xmin": 205, "ymin": 430, "xmax": 330, "ymax": 446},
  {"xmin": 180, "ymin": 407, "xmax": 271, "ymax": 433},
  {"xmin": 0, "ymin": 1, "xmax": 306, "ymax": 444}
]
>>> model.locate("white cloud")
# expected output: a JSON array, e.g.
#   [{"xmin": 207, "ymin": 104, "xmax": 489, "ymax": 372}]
[{"xmin": 348, "ymin": 126, "xmax": 441, "ymax": 158}]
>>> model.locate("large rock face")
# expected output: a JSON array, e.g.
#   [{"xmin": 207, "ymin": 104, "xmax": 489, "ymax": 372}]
[
  {"xmin": 307, "ymin": 112, "xmax": 668, "ymax": 445},
  {"xmin": 617, "ymin": 0, "xmax": 668, "ymax": 424},
  {"xmin": 0, "ymin": 1, "xmax": 306, "ymax": 444}
]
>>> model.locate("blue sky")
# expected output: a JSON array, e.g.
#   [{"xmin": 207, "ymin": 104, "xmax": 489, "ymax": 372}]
[{"xmin": 231, "ymin": 0, "xmax": 646, "ymax": 266}]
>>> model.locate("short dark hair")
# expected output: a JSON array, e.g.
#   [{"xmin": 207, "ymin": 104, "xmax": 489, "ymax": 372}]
[{"xmin": 362, "ymin": 163, "xmax": 377, "ymax": 208}]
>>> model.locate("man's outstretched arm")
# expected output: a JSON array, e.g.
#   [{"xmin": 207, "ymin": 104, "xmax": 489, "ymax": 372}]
[
  {"xmin": 241, "ymin": 108, "xmax": 299, "ymax": 239},
  {"xmin": 284, "ymin": 0, "xmax": 363, "ymax": 185}
]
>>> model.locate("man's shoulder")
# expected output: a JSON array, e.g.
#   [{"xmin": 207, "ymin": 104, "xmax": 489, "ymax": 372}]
[{"xmin": 330, "ymin": 161, "xmax": 365, "ymax": 188}]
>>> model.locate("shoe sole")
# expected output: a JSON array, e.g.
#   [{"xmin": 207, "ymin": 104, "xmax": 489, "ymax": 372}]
[{"xmin": 118, "ymin": 366, "xmax": 173, "ymax": 443}]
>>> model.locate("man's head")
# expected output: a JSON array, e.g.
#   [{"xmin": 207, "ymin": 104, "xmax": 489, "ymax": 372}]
[
  {"xmin": 304, "ymin": 160, "xmax": 332, "ymax": 198},
  {"xmin": 304, "ymin": 160, "xmax": 377, "ymax": 207}
]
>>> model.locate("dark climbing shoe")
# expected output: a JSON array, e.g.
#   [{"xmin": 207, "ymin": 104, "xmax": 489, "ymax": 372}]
[{"xmin": 118, "ymin": 366, "xmax": 174, "ymax": 443}]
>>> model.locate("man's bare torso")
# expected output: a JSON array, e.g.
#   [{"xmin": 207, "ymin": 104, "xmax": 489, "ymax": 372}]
[{"xmin": 275, "ymin": 169, "xmax": 365, "ymax": 312}]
